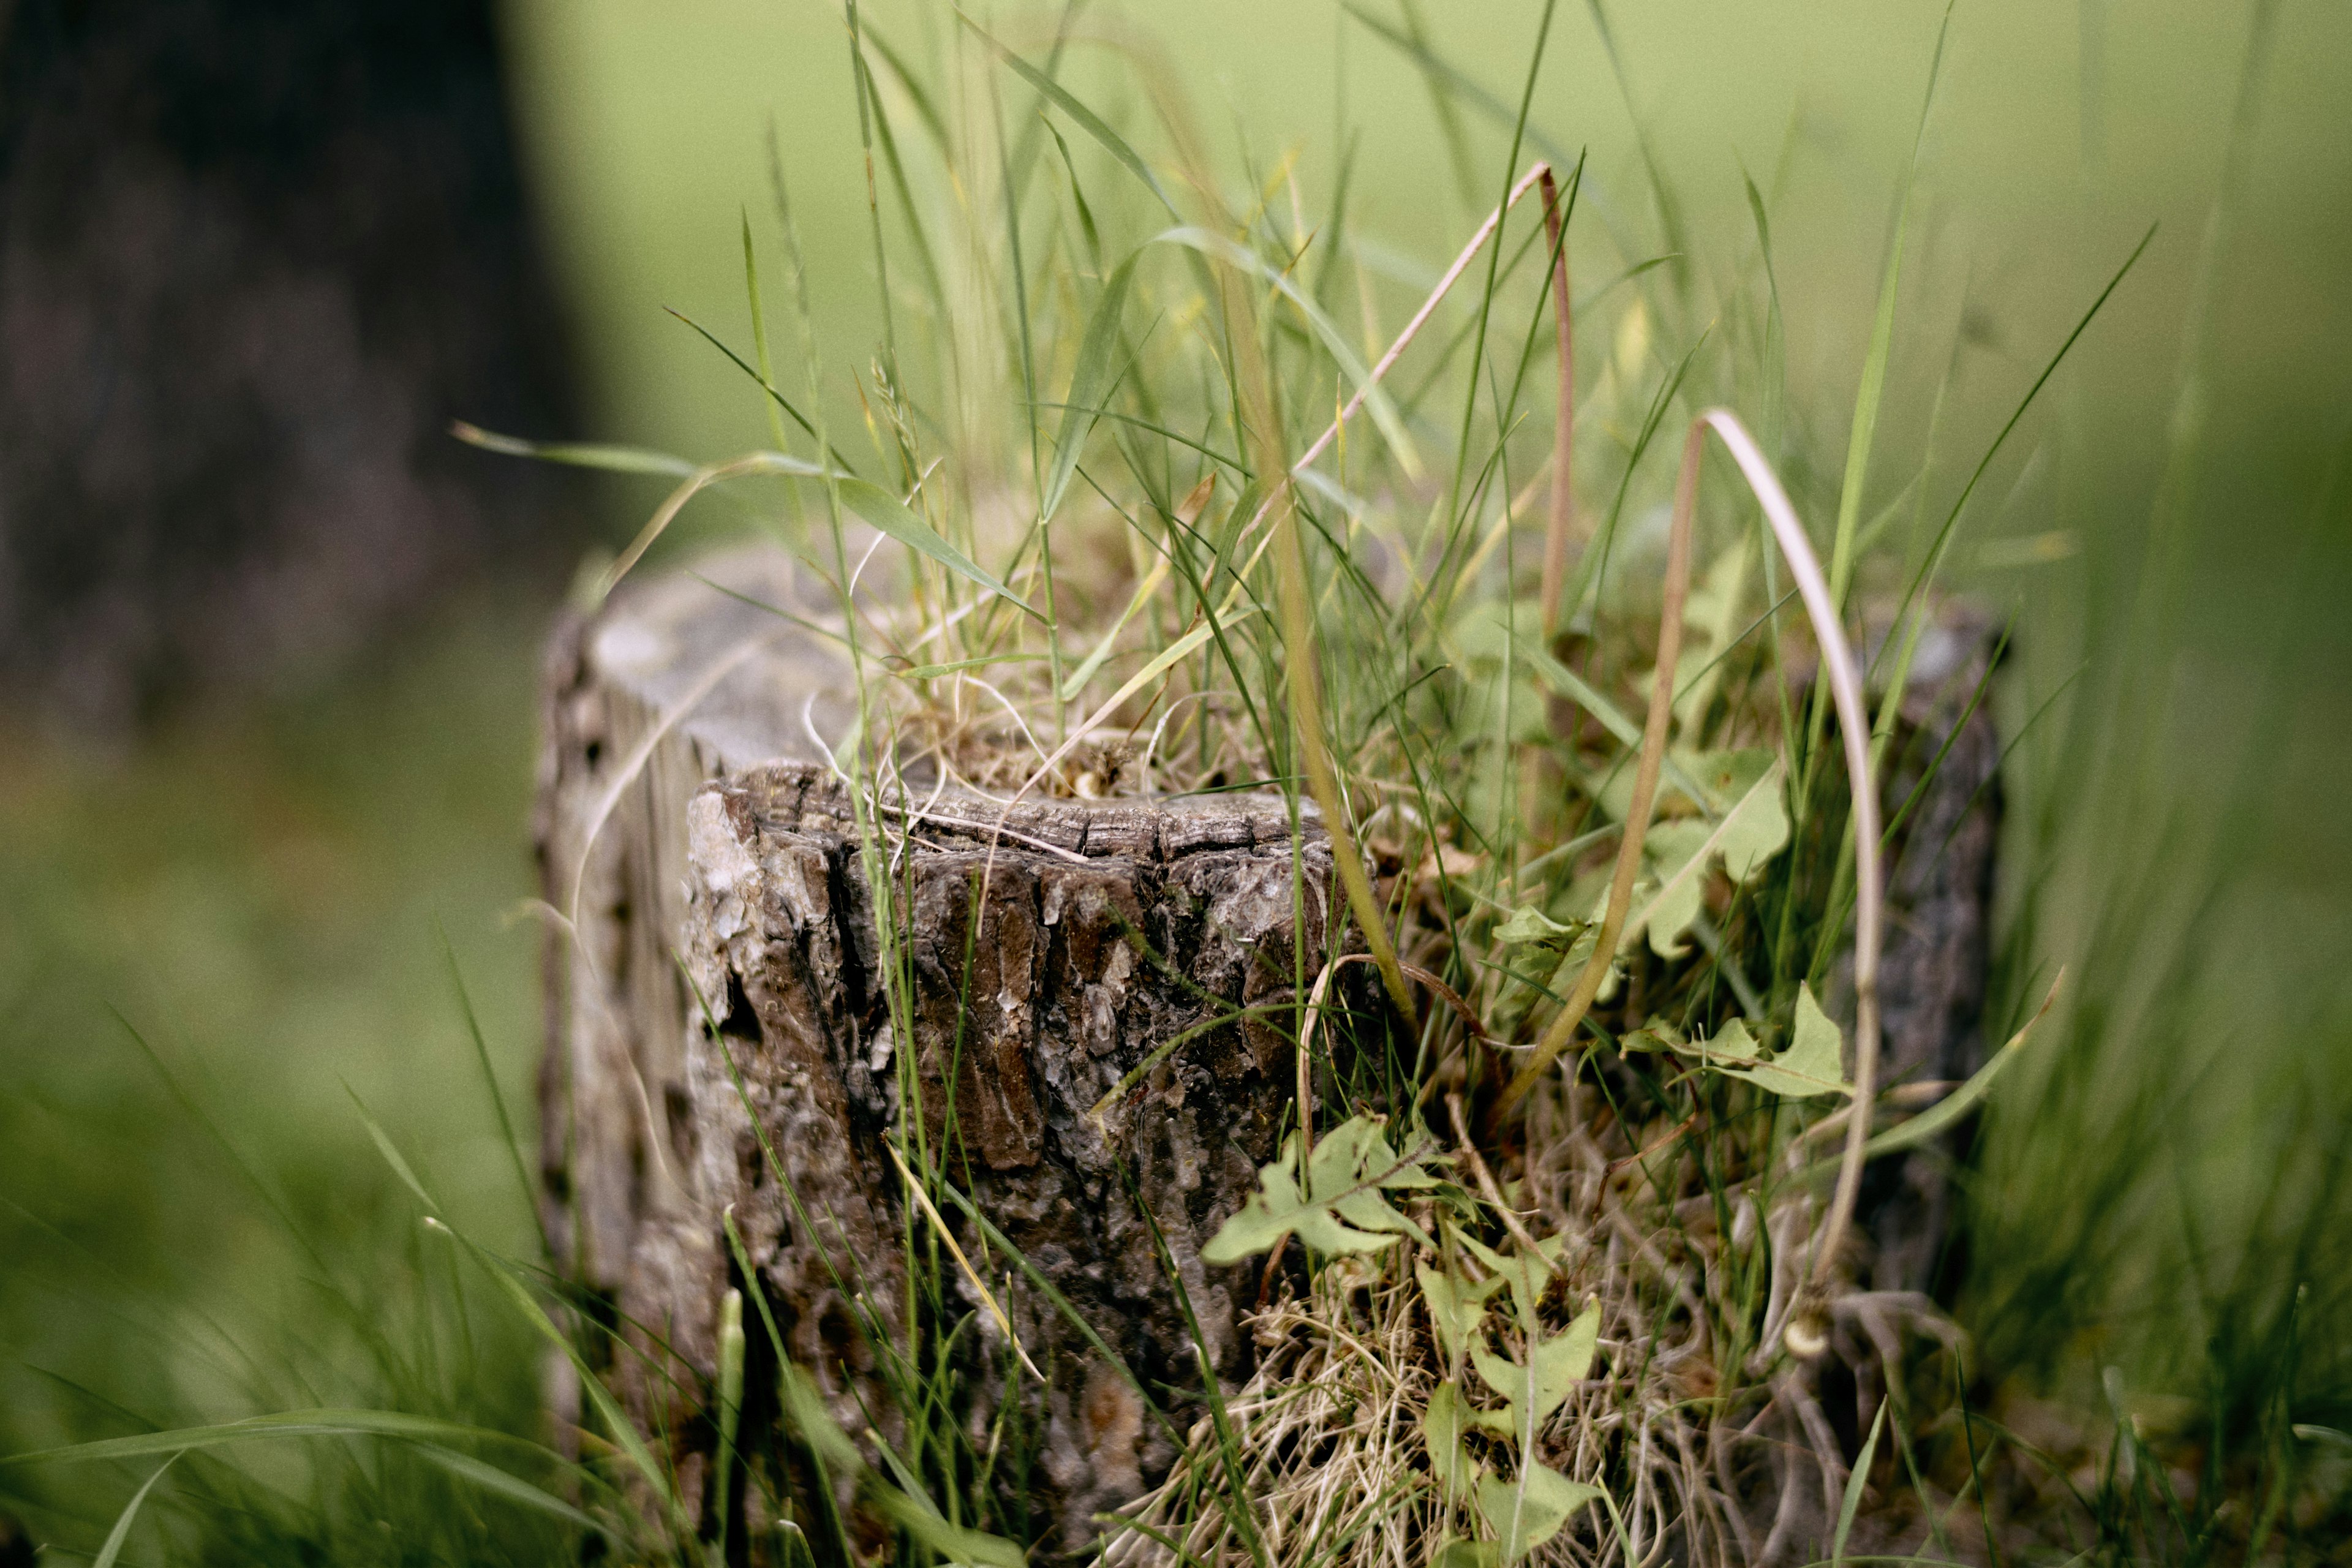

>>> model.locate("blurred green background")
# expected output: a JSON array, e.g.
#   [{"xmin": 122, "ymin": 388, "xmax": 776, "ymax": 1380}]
[{"xmin": 4, "ymin": 0, "xmax": 2348, "ymax": 1551}]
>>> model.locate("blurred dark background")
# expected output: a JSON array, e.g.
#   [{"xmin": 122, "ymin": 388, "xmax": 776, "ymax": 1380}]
[{"xmin": 0, "ymin": 0, "xmax": 580, "ymax": 728}]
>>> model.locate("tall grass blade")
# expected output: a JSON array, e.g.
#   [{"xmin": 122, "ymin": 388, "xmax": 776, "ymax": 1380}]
[
  {"xmin": 837, "ymin": 476, "xmax": 1042, "ymax": 617},
  {"xmin": 1833, "ymin": 1399, "xmax": 1887, "ymax": 1565},
  {"xmin": 90, "ymin": 1452, "xmax": 178, "ymax": 1568},
  {"xmin": 1826, "ymin": 1, "xmax": 1952, "ymax": 608},
  {"xmin": 963, "ymin": 13, "xmax": 1180, "ymax": 219},
  {"xmin": 1042, "ymin": 251, "xmax": 1141, "ymax": 524}
]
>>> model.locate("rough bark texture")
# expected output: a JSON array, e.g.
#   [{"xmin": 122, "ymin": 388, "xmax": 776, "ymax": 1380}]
[
  {"xmin": 536, "ymin": 546, "xmax": 1330, "ymax": 1549},
  {"xmin": 1854, "ymin": 607, "xmax": 2004, "ymax": 1300}
]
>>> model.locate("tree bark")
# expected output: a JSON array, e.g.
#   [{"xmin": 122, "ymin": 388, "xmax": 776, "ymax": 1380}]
[{"xmin": 535, "ymin": 546, "xmax": 1332, "ymax": 1551}]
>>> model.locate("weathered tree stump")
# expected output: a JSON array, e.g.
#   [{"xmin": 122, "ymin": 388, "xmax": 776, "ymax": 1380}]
[
  {"xmin": 533, "ymin": 544, "xmax": 2005, "ymax": 1557},
  {"xmin": 535, "ymin": 546, "xmax": 1332, "ymax": 1548}
]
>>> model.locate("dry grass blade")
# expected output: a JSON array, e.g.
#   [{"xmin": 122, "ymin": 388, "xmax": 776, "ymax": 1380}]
[{"xmin": 885, "ymin": 1142, "xmax": 1042, "ymax": 1381}]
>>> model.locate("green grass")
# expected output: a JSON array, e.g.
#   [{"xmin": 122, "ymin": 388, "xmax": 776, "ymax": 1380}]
[{"xmin": 6, "ymin": 2, "xmax": 2351, "ymax": 1565}]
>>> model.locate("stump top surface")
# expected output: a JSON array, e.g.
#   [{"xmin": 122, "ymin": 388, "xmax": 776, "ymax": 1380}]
[
  {"xmin": 589, "ymin": 543, "xmax": 854, "ymax": 774},
  {"xmin": 710, "ymin": 760, "xmax": 1322, "ymax": 867}
]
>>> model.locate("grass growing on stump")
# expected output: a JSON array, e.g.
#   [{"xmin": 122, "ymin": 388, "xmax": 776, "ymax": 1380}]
[
  {"xmin": 448, "ymin": 9, "xmax": 2131, "ymax": 1561},
  {"xmin": 12, "ymin": 6, "xmax": 2350, "ymax": 1567}
]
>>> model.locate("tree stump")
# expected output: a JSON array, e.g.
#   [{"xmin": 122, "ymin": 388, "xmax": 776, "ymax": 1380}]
[
  {"xmin": 535, "ymin": 546, "xmax": 1333, "ymax": 1549},
  {"xmin": 533, "ymin": 545, "xmax": 2005, "ymax": 1555}
]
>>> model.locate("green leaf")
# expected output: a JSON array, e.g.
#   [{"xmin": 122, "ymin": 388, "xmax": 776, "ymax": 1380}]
[
  {"xmin": 1696, "ymin": 1016, "xmax": 1761, "ymax": 1063},
  {"xmin": 1469, "ymin": 1299, "xmax": 1600, "ymax": 1429},
  {"xmin": 869, "ymin": 1486, "xmax": 1028, "ymax": 1568},
  {"xmin": 1041, "ymin": 251, "xmax": 1140, "ymax": 524},
  {"xmin": 1695, "ymin": 985, "xmax": 1850, "ymax": 1099},
  {"xmin": 1433, "ymin": 1539, "xmax": 1501, "ymax": 1568},
  {"xmin": 1624, "ymin": 750, "xmax": 1791, "ymax": 957},
  {"xmin": 1495, "ymin": 904, "xmax": 1586, "ymax": 951},
  {"xmin": 451, "ymin": 422, "xmax": 698, "ymax": 477},
  {"xmin": 1640, "ymin": 819, "xmax": 1713, "ymax": 959},
  {"xmin": 835, "ymin": 477, "xmax": 1041, "ymax": 619},
  {"xmin": 1833, "ymin": 1399, "xmax": 1886, "ymax": 1565},
  {"xmin": 1417, "ymin": 1261, "xmax": 1504, "ymax": 1362},
  {"xmin": 1200, "ymin": 1115, "xmax": 1434, "ymax": 1264},
  {"xmin": 1453, "ymin": 1231, "xmax": 1563, "ymax": 1331},
  {"xmin": 410, "ymin": 1442, "xmax": 606, "ymax": 1532},
  {"xmin": 0, "ymin": 1408, "xmax": 570, "ymax": 1470},
  {"xmin": 1477, "ymin": 1461, "xmax": 1605, "ymax": 1562},
  {"xmin": 1422, "ymin": 1381, "xmax": 1482, "ymax": 1500},
  {"xmin": 777, "ymin": 1363, "xmax": 862, "ymax": 1474},
  {"xmin": 1694, "ymin": 749, "xmax": 1791, "ymax": 882}
]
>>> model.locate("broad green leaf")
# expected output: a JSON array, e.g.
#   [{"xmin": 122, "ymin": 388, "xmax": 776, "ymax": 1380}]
[
  {"xmin": 1696, "ymin": 985, "xmax": 1850, "ymax": 1099},
  {"xmin": 1041, "ymin": 251, "xmax": 1140, "ymax": 524},
  {"xmin": 1629, "ymin": 750, "xmax": 1787, "ymax": 959},
  {"xmin": 1790, "ymin": 972, "xmax": 2065, "ymax": 1185},
  {"xmin": 1618, "ymin": 1022, "xmax": 1685, "ymax": 1054},
  {"xmin": 1694, "ymin": 750, "xmax": 1791, "ymax": 881},
  {"xmin": 1469, "ymin": 1299, "xmax": 1600, "ymax": 1429},
  {"xmin": 1640, "ymin": 820, "xmax": 1713, "ymax": 959},
  {"xmin": 1422, "ymin": 1381, "xmax": 1481, "ymax": 1500},
  {"xmin": 1312, "ymin": 1117, "xmax": 1440, "ymax": 1246},
  {"xmin": 1417, "ymin": 1261, "xmax": 1503, "ymax": 1362},
  {"xmin": 1202, "ymin": 1115, "xmax": 1434, "ymax": 1264},
  {"xmin": 1696, "ymin": 1017, "xmax": 1761, "ymax": 1063},
  {"xmin": 835, "ymin": 477, "xmax": 1040, "ymax": 619},
  {"xmin": 1454, "ymin": 1231, "xmax": 1563, "ymax": 1331},
  {"xmin": 1478, "ymin": 1461, "xmax": 1605, "ymax": 1562},
  {"xmin": 1433, "ymin": 1539, "xmax": 1501, "ymax": 1568},
  {"xmin": 1495, "ymin": 904, "xmax": 1586, "ymax": 951}
]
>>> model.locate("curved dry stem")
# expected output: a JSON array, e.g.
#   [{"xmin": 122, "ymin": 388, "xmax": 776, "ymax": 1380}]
[
  {"xmin": 1501, "ymin": 414, "xmax": 1882, "ymax": 1302},
  {"xmin": 1694, "ymin": 412, "xmax": 1881, "ymax": 1297}
]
